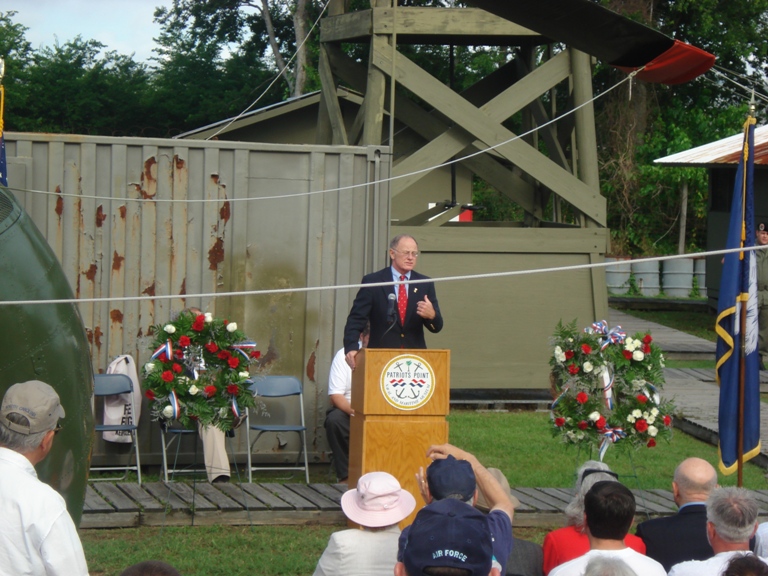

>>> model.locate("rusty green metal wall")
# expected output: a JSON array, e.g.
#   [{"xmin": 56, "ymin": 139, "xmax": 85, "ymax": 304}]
[{"xmin": 5, "ymin": 133, "xmax": 390, "ymax": 467}]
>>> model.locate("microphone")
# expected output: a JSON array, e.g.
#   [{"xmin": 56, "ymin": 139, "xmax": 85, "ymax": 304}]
[{"xmin": 386, "ymin": 293, "xmax": 397, "ymax": 324}]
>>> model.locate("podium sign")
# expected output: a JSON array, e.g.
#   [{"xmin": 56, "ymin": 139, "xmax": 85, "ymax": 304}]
[{"xmin": 349, "ymin": 348, "xmax": 450, "ymax": 527}]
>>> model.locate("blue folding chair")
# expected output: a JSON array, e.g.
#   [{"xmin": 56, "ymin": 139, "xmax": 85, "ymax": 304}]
[
  {"xmin": 246, "ymin": 376, "xmax": 310, "ymax": 483},
  {"xmin": 90, "ymin": 373, "xmax": 142, "ymax": 485}
]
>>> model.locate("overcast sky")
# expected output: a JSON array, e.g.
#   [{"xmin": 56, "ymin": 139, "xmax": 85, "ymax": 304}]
[{"xmin": 5, "ymin": 0, "xmax": 173, "ymax": 63}]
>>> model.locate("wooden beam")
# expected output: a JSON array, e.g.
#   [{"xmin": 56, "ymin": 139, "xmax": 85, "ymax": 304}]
[
  {"xmin": 393, "ymin": 51, "xmax": 571, "ymax": 193},
  {"xmin": 371, "ymin": 7, "xmax": 538, "ymax": 38},
  {"xmin": 397, "ymin": 203, "xmax": 452, "ymax": 226},
  {"xmin": 320, "ymin": 10, "xmax": 372, "ymax": 43},
  {"xmin": 423, "ymin": 204, "xmax": 463, "ymax": 226},
  {"xmin": 373, "ymin": 46, "xmax": 606, "ymax": 225},
  {"xmin": 318, "ymin": 46, "xmax": 349, "ymax": 145},
  {"xmin": 362, "ymin": 34, "xmax": 390, "ymax": 146}
]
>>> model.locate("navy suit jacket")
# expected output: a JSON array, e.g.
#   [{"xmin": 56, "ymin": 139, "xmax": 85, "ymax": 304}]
[
  {"xmin": 635, "ymin": 503, "xmax": 713, "ymax": 572},
  {"xmin": 344, "ymin": 268, "xmax": 443, "ymax": 353}
]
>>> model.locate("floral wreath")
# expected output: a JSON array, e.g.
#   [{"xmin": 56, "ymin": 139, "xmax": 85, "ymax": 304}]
[
  {"xmin": 549, "ymin": 319, "xmax": 674, "ymax": 458},
  {"xmin": 142, "ymin": 310, "xmax": 261, "ymax": 431}
]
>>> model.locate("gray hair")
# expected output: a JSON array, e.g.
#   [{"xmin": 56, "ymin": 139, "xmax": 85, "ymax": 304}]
[
  {"xmin": 584, "ymin": 556, "xmax": 636, "ymax": 576},
  {"xmin": 389, "ymin": 234, "xmax": 418, "ymax": 250},
  {"xmin": 0, "ymin": 414, "xmax": 50, "ymax": 452},
  {"xmin": 565, "ymin": 460, "xmax": 618, "ymax": 527},
  {"xmin": 707, "ymin": 487, "xmax": 759, "ymax": 543}
]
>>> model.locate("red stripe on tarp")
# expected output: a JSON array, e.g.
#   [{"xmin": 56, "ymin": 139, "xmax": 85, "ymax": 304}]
[{"xmin": 615, "ymin": 39, "xmax": 715, "ymax": 85}]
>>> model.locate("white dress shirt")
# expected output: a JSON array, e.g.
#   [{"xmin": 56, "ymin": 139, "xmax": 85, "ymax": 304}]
[{"xmin": 0, "ymin": 447, "xmax": 89, "ymax": 576}]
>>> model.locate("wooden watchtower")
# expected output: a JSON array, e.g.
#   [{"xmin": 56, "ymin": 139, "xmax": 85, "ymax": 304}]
[{"xmin": 316, "ymin": 0, "xmax": 605, "ymax": 229}]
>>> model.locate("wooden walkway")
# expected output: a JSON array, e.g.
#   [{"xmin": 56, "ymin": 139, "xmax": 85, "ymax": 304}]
[
  {"xmin": 80, "ymin": 309, "xmax": 765, "ymax": 529},
  {"xmin": 82, "ymin": 480, "xmax": 768, "ymax": 529}
]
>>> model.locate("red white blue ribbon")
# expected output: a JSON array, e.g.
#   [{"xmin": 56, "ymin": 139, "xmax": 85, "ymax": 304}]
[
  {"xmin": 169, "ymin": 389, "xmax": 181, "ymax": 419},
  {"xmin": 231, "ymin": 396, "xmax": 243, "ymax": 418},
  {"xmin": 602, "ymin": 369, "xmax": 614, "ymax": 410},
  {"xmin": 231, "ymin": 341, "xmax": 257, "ymax": 362},
  {"xmin": 586, "ymin": 320, "xmax": 626, "ymax": 351},
  {"xmin": 151, "ymin": 339, "xmax": 173, "ymax": 360},
  {"xmin": 598, "ymin": 426, "xmax": 626, "ymax": 460}
]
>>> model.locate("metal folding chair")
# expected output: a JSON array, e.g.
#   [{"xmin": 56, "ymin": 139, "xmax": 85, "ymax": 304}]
[
  {"xmin": 159, "ymin": 424, "xmax": 202, "ymax": 482},
  {"xmin": 246, "ymin": 376, "xmax": 310, "ymax": 483},
  {"xmin": 90, "ymin": 373, "xmax": 142, "ymax": 485}
]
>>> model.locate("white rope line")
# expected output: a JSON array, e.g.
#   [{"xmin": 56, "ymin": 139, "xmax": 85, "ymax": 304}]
[
  {"xmin": 2, "ymin": 244, "xmax": 763, "ymax": 306},
  {"xmin": 8, "ymin": 66, "xmax": 641, "ymax": 205},
  {"xmin": 711, "ymin": 66, "xmax": 768, "ymax": 105},
  {"xmin": 206, "ymin": 0, "xmax": 332, "ymax": 140}
]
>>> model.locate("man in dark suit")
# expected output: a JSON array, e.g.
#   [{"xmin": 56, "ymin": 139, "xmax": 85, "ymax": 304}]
[
  {"xmin": 344, "ymin": 234, "xmax": 443, "ymax": 369},
  {"xmin": 635, "ymin": 457, "xmax": 717, "ymax": 571}
]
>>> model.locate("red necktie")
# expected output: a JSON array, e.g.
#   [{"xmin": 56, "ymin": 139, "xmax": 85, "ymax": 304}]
[{"xmin": 398, "ymin": 275, "xmax": 408, "ymax": 325}]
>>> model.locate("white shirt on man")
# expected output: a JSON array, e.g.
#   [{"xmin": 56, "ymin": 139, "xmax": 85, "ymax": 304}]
[
  {"xmin": 328, "ymin": 347, "xmax": 353, "ymax": 402},
  {"xmin": 669, "ymin": 551, "xmax": 768, "ymax": 576},
  {"xmin": 548, "ymin": 547, "xmax": 666, "ymax": 576},
  {"xmin": 0, "ymin": 446, "xmax": 89, "ymax": 575}
]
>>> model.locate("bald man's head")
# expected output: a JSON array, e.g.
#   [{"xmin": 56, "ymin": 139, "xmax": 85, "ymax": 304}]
[{"xmin": 673, "ymin": 457, "xmax": 717, "ymax": 505}]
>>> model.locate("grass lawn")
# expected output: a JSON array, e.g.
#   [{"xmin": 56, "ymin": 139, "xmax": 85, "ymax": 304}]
[{"xmin": 80, "ymin": 409, "xmax": 767, "ymax": 575}]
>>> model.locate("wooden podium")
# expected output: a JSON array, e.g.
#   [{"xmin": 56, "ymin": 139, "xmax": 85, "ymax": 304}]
[{"xmin": 349, "ymin": 348, "xmax": 449, "ymax": 527}]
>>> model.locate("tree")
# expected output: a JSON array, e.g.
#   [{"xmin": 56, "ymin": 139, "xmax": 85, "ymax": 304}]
[{"xmin": 153, "ymin": 0, "xmax": 317, "ymax": 98}]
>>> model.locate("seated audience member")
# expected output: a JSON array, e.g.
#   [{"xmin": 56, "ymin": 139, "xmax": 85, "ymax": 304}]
[
  {"xmin": 583, "ymin": 556, "xmax": 635, "ymax": 576},
  {"xmin": 398, "ymin": 444, "xmax": 515, "ymax": 574},
  {"xmin": 313, "ymin": 471, "xmax": 416, "ymax": 576},
  {"xmin": 755, "ymin": 522, "xmax": 768, "ymax": 557},
  {"xmin": 635, "ymin": 457, "xmax": 717, "ymax": 571},
  {"xmin": 397, "ymin": 498, "xmax": 500, "ymax": 576},
  {"xmin": 669, "ymin": 487, "xmax": 767, "ymax": 576},
  {"xmin": 543, "ymin": 461, "xmax": 645, "ymax": 574},
  {"xmin": 548, "ymin": 481, "xmax": 666, "ymax": 576},
  {"xmin": 723, "ymin": 554, "xmax": 768, "ymax": 576},
  {"xmin": 120, "ymin": 560, "xmax": 182, "ymax": 576},
  {"xmin": 324, "ymin": 323, "xmax": 369, "ymax": 482},
  {"xmin": 0, "ymin": 380, "xmax": 89, "ymax": 576}
]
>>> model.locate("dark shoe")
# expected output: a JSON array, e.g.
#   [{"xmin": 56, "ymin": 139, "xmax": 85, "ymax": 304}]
[{"xmin": 212, "ymin": 475, "xmax": 230, "ymax": 484}]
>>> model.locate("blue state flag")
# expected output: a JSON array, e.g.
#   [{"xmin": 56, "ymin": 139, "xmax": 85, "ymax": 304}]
[{"xmin": 716, "ymin": 117, "xmax": 761, "ymax": 475}]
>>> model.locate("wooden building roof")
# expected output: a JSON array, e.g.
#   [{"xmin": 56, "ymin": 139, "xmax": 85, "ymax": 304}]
[{"xmin": 655, "ymin": 124, "xmax": 768, "ymax": 167}]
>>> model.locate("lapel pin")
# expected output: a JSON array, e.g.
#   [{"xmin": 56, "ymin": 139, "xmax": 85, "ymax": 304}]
[{"xmin": 414, "ymin": 288, "xmax": 418, "ymax": 293}]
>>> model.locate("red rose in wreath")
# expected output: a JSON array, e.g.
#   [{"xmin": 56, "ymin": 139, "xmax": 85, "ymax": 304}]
[
  {"xmin": 663, "ymin": 415, "xmax": 672, "ymax": 427},
  {"xmin": 204, "ymin": 385, "xmax": 217, "ymax": 397},
  {"xmin": 178, "ymin": 335, "xmax": 191, "ymax": 347},
  {"xmin": 576, "ymin": 392, "xmax": 589, "ymax": 404},
  {"xmin": 635, "ymin": 419, "xmax": 649, "ymax": 433},
  {"xmin": 595, "ymin": 416, "xmax": 606, "ymax": 430},
  {"xmin": 554, "ymin": 417, "xmax": 566, "ymax": 427},
  {"xmin": 578, "ymin": 420, "xmax": 588, "ymax": 430},
  {"xmin": 581, "ymin": 344, "xmax": 592, "ymax": 355},
  {"xmin": 568, "ymin": 364, "xmax": 580, "ymax": 375},
  {"xmin": 226, "ymin": 384, "xmax": 240, "ymax": 395},
  {"xmin": 636, "ymin": 394, "xmax": 648, "ymax": 404},
  {"xmin": 647, "ymin": 438, "xmax": 656, "ymax": 448},
  {"xmin": 161, "ymin": 370, "xmax": 174, "ymax": 383},
  {"xmin": 565, "ymin": 350, "xmax": 575, "ymax": 360}
]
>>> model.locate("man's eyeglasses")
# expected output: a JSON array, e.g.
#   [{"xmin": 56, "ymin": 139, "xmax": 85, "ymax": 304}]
[
  {"xmin": 53, "ymin": 424, "xmax": 63, "ymax": 435},
  {"xmin": 394, "ymin": 250, "xmax": 420, "ymax": 258}
]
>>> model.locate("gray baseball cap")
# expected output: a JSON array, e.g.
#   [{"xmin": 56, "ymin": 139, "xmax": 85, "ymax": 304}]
[{"xmin": 1, "ymin": 380, "xmax": 65, "ymax": 434}]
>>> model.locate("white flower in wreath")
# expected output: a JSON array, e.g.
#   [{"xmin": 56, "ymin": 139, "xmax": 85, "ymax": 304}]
[
  {"xmin": 226, "ymin": 322, "xmax": 238, "ymax": 333},
  {"xmin": 144, "ymin": 363, "xmax": 155, "ymax": 373},
  {"xmin": 642, "ymin": 411, "xmax": 650, "ymax": 419},
  {"xmin": 651, "ymin": 407, "xmax": 659, "ymax": 417},
  {"xmin": 189, "ymin": 385, "xmax": 199, "ymax": 396},
  {"xmin": 648, "ymin": 425, "xmax": 658, "ymax": 437},
  {"xmin": 162, "ymin": 405, "xmax": 174, "ymax": 419},
  {"xmin": 633, "ymin": 350, "xmax": 645, "ymax": 361},
  {"xmin": 219, "ymin": 407, "xmax": 228, "ymax": 417},
  {"xmin": 647, "ymin": 416, "xmax": 655, "ymax": 425},
  {"xmin": 632, "ymin": 409, "xmax": 643, "ymax": 418},
  {"xmin": 583, "ymin": 361, "xmax": 594, "ymax": 373},
  {"xmin": 205, "ymin": 312, "xmax": 213, "ymax": 323},
  {"xmin": 554, "ymin": 346, "xmax": 566, "ymax": 363},
  {"xmin": 576, "ymin": 432, "xmax": 585, "ymax": 440},
  {"xmin": 625, "ymin": 339, "xmax": 637, "ymax": 352},
  {"xmin": 164, "ymin": 324, "xmax": 176, "ymax": 334},
  {"xmin": 627, "ymin": 415, "xmax": 636, "ymax": 423},
  {"xmin": 238, "ymin": 371, "xmax": 250, "ymax": 379},
  {"xmin": 567, "ymin": 431, "xmax": 576, "ymax": 439},
  {"xmin": 588, "ymin": 411, "xmax": 601, "ymax": 422},
  {"xmin": 567, "ymin": 338, "xmax": 574, "ymax": 343}
]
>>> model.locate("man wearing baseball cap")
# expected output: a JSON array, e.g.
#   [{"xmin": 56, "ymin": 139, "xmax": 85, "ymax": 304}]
[
  {"xmin": 397, "ymin": 498, "xmax": 501, "ymax": 576},
  {"xmin": 0, "ymin": 380, "xmax": 89, "ymax": 575}
]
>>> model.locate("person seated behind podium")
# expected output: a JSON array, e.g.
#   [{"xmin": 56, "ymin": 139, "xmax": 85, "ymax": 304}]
[
  {"xmin": 542, "ymin": 461, "xmax": 645, "ymax": 575},
  {"xmin": 313, "ymin": 471, "xmax": 416, "ymax": 576},
  {"xmin": 548, "ymin": 481, "xmax": 665, "ymax": 576},
  {"xmin": 324, "ymin": 323, "xmax": 370, "ymax": 482}
]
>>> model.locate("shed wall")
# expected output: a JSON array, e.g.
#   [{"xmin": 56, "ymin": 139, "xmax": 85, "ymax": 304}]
[{"xmin": 5, "ymin": 132, "xmax": 391, "ymax": 467}]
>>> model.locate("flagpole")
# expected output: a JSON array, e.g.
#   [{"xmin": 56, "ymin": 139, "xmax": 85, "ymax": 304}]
[{"xmin": 737, "ymin": 97, "xmax": 756, "ymax": 486}]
